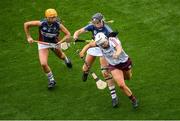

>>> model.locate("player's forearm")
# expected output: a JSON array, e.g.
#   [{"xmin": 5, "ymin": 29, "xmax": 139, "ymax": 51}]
[
  {"xmin": 24, "ymin": 22, "xmax": 32, "ymax": 39},
  {"xmin": 73, "ymin": 31, "xmax": 80, "ymax": 40},
  {"xmin": 80, "ymin": 42, "xmax": 96, "ymax": 57},
  {"xmin": 81, "ymin": 44, "xmax": 90, "ymax": 55},
  {"xmin": 115, "ymin": 46, "xmax": 122, "ymax": 56},
  {"xmin": 73, "ymin": 28, "xmax": 85, "ymax": 40}
]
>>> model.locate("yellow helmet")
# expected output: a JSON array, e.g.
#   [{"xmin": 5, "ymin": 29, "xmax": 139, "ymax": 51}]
[{"xmin": 45, "ymin": 8, "xmax": 58, "ymax": 17}]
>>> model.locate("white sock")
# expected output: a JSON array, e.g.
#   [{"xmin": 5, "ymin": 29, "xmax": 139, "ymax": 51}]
[
  {"xmin": 109, "ymin": 85, "xmax": 117, "ymax": 99},
  {"xmin": 64, "ymin": 56, "xmax": 68, "ymax": 61},
  {"xmin": 46, "ymin": 71, "xmax": 55, "ymax": 82}
]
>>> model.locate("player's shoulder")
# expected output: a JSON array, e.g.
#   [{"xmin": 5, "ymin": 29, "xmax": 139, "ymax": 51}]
[
  {"xmin": 84, "ymin": 23, "xmax": 94, "ymax": 30},
  {"xmin": 104, "ymin": 24, "xmax": 113, "ymax": 32},
  {"xmin": 85, "ymin": 23, "xmax": 93, "ymax": 27},
  {"xmin": 104, "ymin": 24, "xmax": 112, "ymax": 29},
  {"xmin": 39, "ymin": 18, "xmax": 48, "ymax": 26}
]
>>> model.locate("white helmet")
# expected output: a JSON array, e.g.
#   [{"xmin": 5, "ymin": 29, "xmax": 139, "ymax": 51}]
[{"xmin": 95, "ymin": 32, "xmax": 108, "ymax": 46}]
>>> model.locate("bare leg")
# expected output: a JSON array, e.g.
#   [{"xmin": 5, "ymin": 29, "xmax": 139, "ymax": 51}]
[
  {"xmin": 83, "ymin": 54, "xmax": 96, "ymax": 71},
  {"xmin": 82, "ymin": 54, "xmax": 96, "ymax": 81},
  {"xmin": 100, "ymin": 57, "xmax": 118, "ymax": 107},
  {"xmin": 39, "ymin": 48, "xmax": 51, "ymax": 73},
  {"xmin": 39, "ymin": 48, "xmax": 56, "ymax": 88},
  {"xmin": 52, "ymin": 48, "xmax": 66, "ymax": 60},
  {"xmin": 111, "ymin": 69, "xmax": 132, "ymax": 96},
  {"xmin": 52, "ymin": 48, "xmax": 72, "ymax": 68},
  {"xmin": 111, "ymin": 69, "xmax": 138, "ymax": 108}
]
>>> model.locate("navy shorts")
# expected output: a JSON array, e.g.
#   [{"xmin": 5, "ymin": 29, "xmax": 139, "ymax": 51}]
[{"xmin": 108, "ymin": 58, "xmax": 132, "ymax": 71}]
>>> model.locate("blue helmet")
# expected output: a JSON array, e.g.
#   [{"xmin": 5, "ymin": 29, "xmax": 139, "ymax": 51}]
[{"xmin": 91, "ymin": 13, "xmax": 104, "ymax": 24}]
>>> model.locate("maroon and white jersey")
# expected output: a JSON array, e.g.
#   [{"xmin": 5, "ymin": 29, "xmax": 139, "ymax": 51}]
[{"xmin": 99, "ymin": 37, "xmax": 129, "ymax": 66}]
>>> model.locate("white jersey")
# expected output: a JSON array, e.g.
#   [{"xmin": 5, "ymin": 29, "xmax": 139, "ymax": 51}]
[
  {"xmin": 87, "ymin": 47, "xmax": 103, "ymax": 56},
  {"xmin": 99, "ymin": 37, "xmax": 129, "ymax": 65}
]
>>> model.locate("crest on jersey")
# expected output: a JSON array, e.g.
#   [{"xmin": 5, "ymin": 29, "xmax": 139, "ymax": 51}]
[{"xmin": 42, "ymin": 27, "xmax": 47, "ymax": 31}]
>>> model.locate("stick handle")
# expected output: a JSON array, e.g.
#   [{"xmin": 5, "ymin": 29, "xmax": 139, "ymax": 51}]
[
  {"xmin": 33, "ymin": 40, "xmax": 51, "ymax": 45},
  {"xmin": 75, "ymin": 39, "xmax": 93, "ymax": 43},
  {"xmin": 105, "ymin": 20, "xmax": 114, "ymax": 23}
]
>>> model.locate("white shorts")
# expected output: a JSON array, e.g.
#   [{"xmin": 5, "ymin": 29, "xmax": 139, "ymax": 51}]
[
  {"xmin": 87, "ymin": 47, "xmax": 103, "ymax": 56},
  {"xmin": 38, "ymin": 43, "xmax": 54, "ymax": 50}
]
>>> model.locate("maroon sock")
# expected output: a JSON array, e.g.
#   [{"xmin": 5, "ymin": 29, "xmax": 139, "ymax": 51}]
[{"xmin": 129, "ymin": 95, "xmax": 136, "ymax": 102}]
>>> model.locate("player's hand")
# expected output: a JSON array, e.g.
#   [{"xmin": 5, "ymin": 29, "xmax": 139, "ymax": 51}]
[
  {"xmin": 27, "ymin": 37, "xmax": 34, "ymax": 44},
  {"xmin": 73, "ymin": 35, "xmax": 78, "ymax": 42},
  {"xmin": 73, "ymin": 35, "xmax": 78, "ymax": 40},
  {"xmin": 79, "ymin": 51, "xmax": 84, "ymax": 58}
]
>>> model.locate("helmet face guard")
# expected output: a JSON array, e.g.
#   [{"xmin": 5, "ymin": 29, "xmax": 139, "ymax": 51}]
[
  {"xmin": 95, "ymin": 32, "xmax": 108, "ymax": 46},
  {"xmin": 92, "ymin": 18, "xmax": 101, "ymax": 24}
]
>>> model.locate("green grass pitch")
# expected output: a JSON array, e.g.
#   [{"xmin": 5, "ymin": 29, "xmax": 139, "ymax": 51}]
[{"xmin": 0, "ymin": 0, "xmax": 180, "ymax": 120}]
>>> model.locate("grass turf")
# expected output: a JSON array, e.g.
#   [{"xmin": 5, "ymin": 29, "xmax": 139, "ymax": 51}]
[{"xmin": 0, "ymin": 0, "xmax": 180, "ymax": 119}]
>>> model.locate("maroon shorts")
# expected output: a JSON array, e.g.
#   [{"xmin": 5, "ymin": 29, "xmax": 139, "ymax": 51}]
[{"xmin": 108, "ymin": 58, "xmax": 132, "ymax": 71}]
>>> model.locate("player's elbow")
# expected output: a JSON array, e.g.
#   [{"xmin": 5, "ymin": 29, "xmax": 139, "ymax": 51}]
[
  {"xmin": 24, "ymin": 22, "xmax": 27, "ymax": 28},
  {"xmin": 24, "ymin": 22, "xmax": 29, "ymax": 31},
  {"xmin": 24, "ymin": 22, "xmax": 30, "ymax": 29}
]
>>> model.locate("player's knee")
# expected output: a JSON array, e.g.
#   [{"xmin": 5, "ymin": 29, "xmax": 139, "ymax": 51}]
[
  {"xmin": 60, "ymin": 53, "xmax": 65, "ymax": 59},
  {"xmin": 119, "ymin": 83, "xmax": 126, "ymax": 89},
  {"xmin": 119, "ymin": 85, "xmax": 124, "ymax": 89}
]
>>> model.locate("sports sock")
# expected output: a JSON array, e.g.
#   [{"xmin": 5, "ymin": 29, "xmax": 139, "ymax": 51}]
[
  {"xmin": 108, "ymin": 85, "xmax": 117, "ymax": 99},
  {"xmin": 129, "ymin": 95, "xmax": 136, "ymax": 102},
  {"xmin": 64, "ymin": 56, "xmax": 69, "ymax": 62},
  {"xmin": 46, "ymin": 71, "xmax": 55, "ymax": 82}
]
